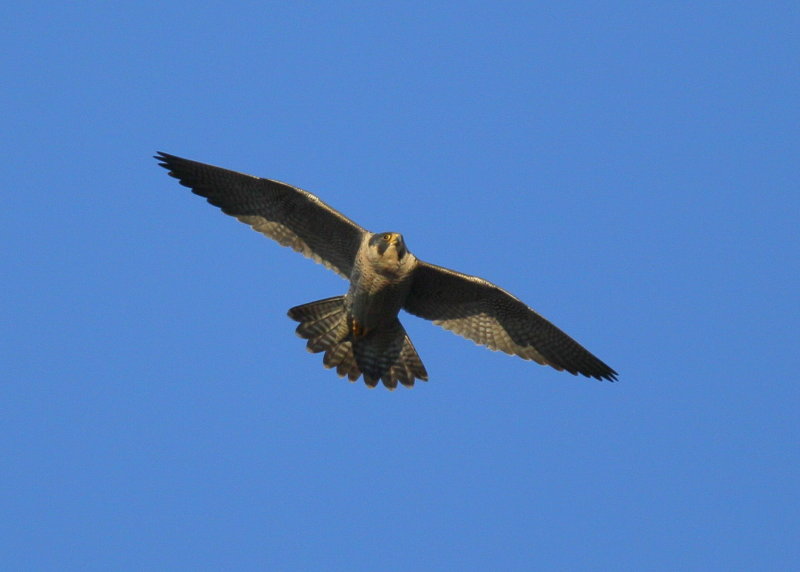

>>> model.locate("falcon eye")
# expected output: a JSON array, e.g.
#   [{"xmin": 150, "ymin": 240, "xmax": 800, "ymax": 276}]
[{"xmin": 383, "ymin": 233, "xmax": 392, "ymax": 241}]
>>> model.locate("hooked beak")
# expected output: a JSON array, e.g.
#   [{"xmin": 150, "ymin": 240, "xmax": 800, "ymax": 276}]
[
  {"xmin": 380, "ymin": 233, "xmax": 405, "ymax": 259},
  {"xmin": 390, "ymin": 234, "xmax": 406, "ymax": 259}
]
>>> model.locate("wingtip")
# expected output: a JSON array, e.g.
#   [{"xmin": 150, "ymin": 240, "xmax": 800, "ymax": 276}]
[
  {"xmin": 154, "ymin": 151, "xmax": 185, "ymax": 169},
  {"xmin": 565, "ymin": 363, "xmax": 617, "ymax": 382},
  {"xmin": 595, "ymin": 368, "xmax": 618, "ymax": 382},
  {"xmin": 153, "ymin": 151, "xmax": 173, "ymax": 171}
]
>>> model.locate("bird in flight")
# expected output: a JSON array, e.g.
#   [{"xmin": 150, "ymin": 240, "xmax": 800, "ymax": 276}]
[{"xmin": 155, "ymin": 152, "xmax": 617, "ymax": 389}]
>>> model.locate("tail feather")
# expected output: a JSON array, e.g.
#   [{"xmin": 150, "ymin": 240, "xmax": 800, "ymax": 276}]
[
  {"xmin": 288, "ymin": 296, "xmax": 350, "ymax": 353},
  {"xmin": 355, "ymin": 319, "xmax": 428, "ymax": 390},
  {"xmin": 288, "ymin": 297, "xmax": 428, "ymax": 390},
  {"xmin": 323, "ymin": 340, "xmax": 360, "ymax": 381},
  {"xmin": 296, "ymin": 311, "xmax": 344, "ymax": 339},
  {"xmin": 307, "ymin": 320, "xmax": 350, "ymax": 354},
  {"xmin": 287, "ymin": 296, "xmax": 344, "ymax": 322}
]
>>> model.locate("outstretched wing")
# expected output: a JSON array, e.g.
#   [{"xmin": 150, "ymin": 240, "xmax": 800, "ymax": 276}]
[
  {"xmin": 403, "ymin": 262, "xmax": 617, "ymax": 381},
  {"xmin": 155, "ymin": 152, "xmax": 367, "ymax": 279}
]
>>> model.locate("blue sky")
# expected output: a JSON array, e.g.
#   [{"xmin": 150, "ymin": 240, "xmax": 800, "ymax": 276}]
[{"xmin": 2, "ymin": 2, "xmax": 798, "ymax": 570}]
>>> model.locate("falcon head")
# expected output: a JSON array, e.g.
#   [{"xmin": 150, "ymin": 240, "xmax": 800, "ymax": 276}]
[{"xmin": 369, "ymin": 232, "xmax": 407, "ymax": 260}]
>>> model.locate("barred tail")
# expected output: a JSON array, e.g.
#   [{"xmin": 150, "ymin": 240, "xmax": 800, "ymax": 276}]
[
  {"xmin": 287, "ymin": 298, "xmax": 428, "ymax": 390},
  {"xmin": 287, "ymin": 296, "xmax": 360, "ymax": 381},
  {"xmin": 354, "ymin": 319, "xmax": 428, "ymax": 390}
]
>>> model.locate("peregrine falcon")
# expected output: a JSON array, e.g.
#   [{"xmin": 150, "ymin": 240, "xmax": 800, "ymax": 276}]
[{"xmin": 155, "ymin": 152, "xmax": 617, "ymax": 389}]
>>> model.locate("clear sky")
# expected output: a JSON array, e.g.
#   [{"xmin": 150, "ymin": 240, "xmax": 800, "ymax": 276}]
[{"xmin": 2, "ymin": 2, "xmax": 798, "ymax": 570}]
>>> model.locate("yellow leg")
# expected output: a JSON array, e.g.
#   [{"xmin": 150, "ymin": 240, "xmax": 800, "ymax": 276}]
[{"xmin": 351, "ymin": 318, "xmax": 368, "ymax": 338}]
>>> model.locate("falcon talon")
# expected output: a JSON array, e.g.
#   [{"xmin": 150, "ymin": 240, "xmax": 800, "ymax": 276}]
[
  {"xmin": 156, "ymin": 151, "xmax": 618, "ymax": 389},
  {"xmin": 350, "ymin": 319, "xmax": 368, "ymax": 338}
]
